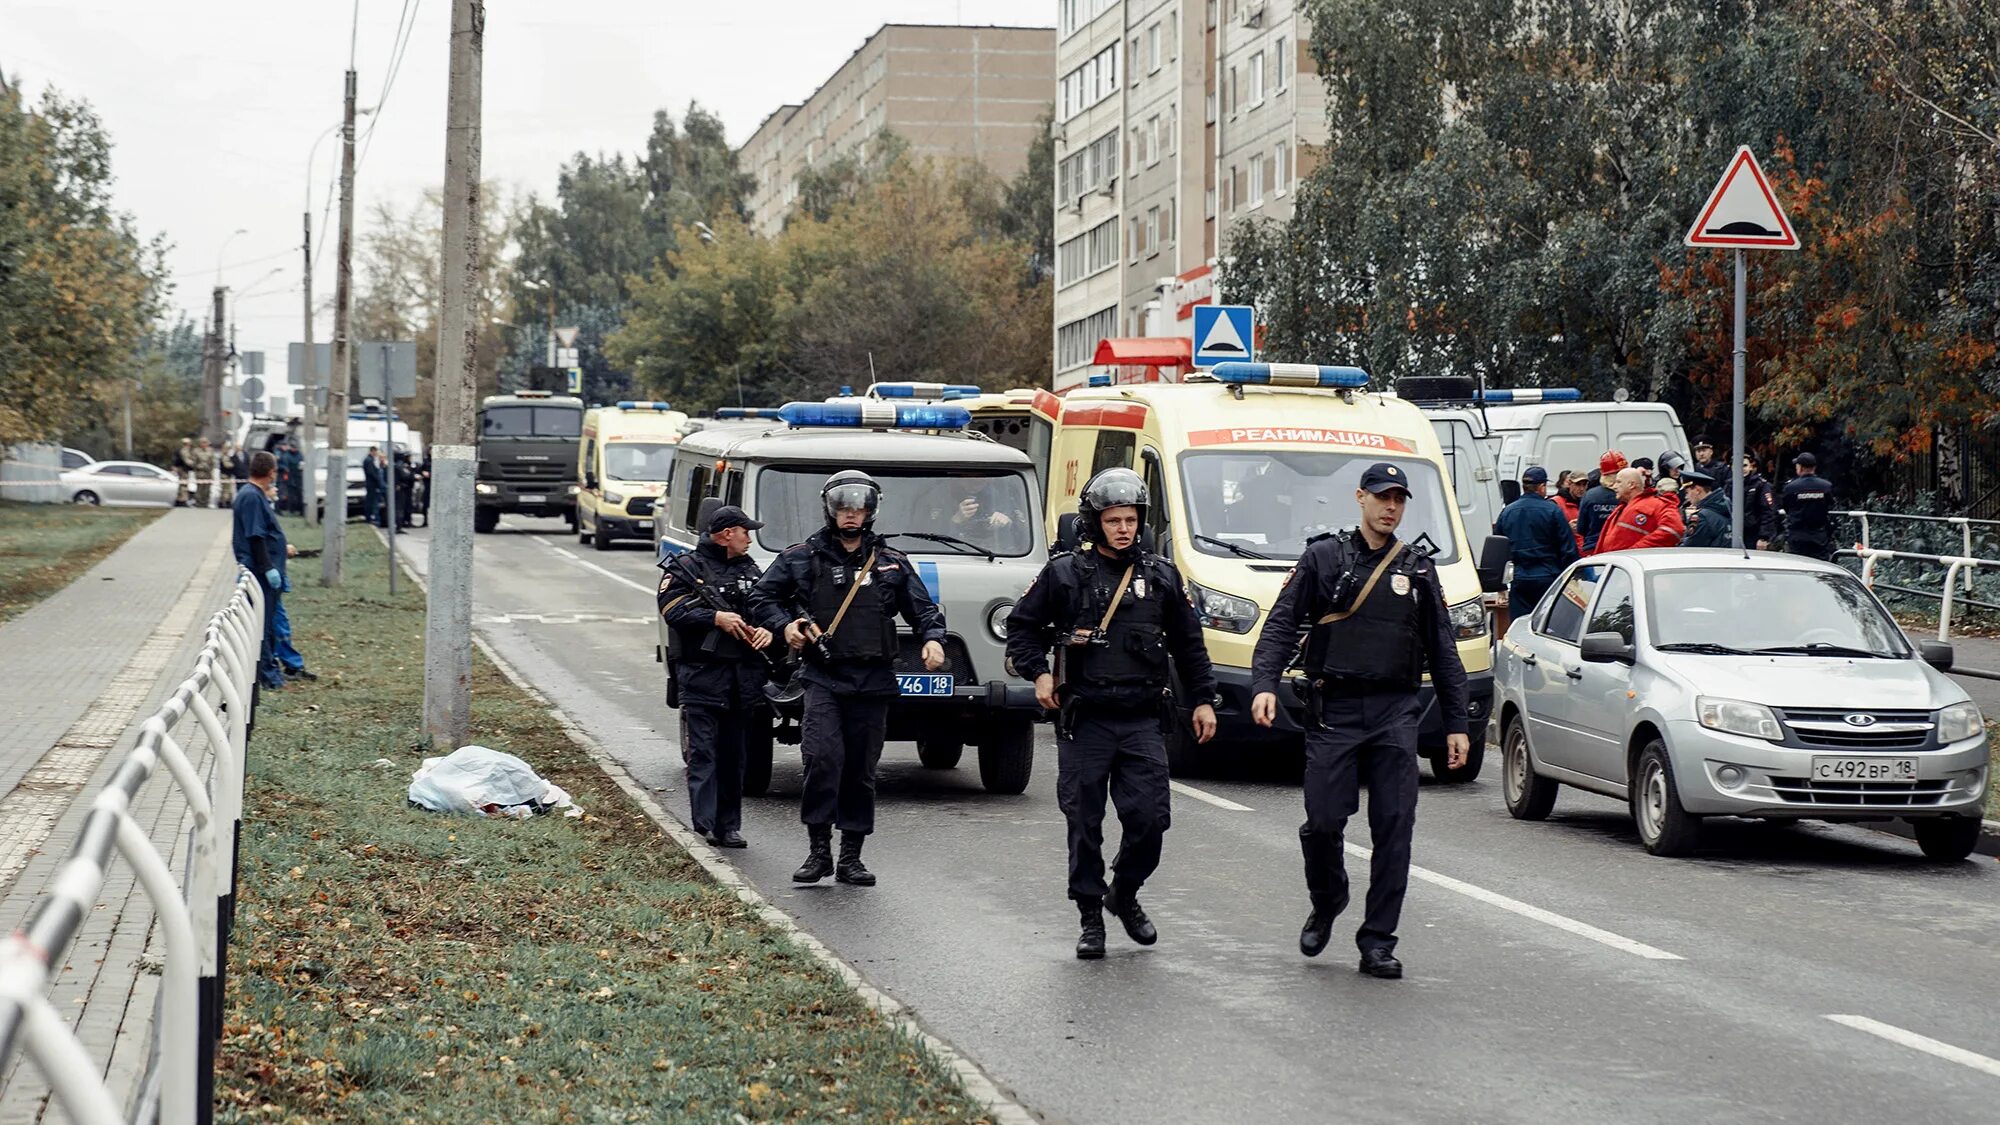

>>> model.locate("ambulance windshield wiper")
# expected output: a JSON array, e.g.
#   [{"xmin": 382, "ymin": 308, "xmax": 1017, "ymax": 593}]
[
  {"xmin": 886, "ymin": 531, "xmax": 995, "ymax": 561},
  {"xmin": 1191, "ymin": 533, "xmax": 1272, "ymax": 560}
]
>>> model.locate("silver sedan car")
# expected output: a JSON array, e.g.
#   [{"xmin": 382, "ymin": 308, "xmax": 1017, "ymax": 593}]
[
  {"xmin": 61, "ymin": 460, "xmax": 180, "ymax": 507},
  {"xmin": 1492, "ymin": 550, "xmax": 1989, "ymax": 860}
]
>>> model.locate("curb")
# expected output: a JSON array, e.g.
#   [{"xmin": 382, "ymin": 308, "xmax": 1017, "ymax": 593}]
[
  {"xmin": 382, "ymin": 529, "xmax": 1038, "ymax": 1123},
  {"xmin": 1859, "ymin": 816, "xmax": 2000, "ymax": 859}
]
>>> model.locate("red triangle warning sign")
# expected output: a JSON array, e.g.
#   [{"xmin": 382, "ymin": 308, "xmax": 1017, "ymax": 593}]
[{"xmin": 1684, "ymin": 146, "xmax": 1800, "ymax": 250}]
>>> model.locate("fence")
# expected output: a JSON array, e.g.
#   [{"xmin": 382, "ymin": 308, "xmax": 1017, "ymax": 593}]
[
  {"xmin": 0, "ymin": 444, "xmax": 63, "ymax": 504},
  {"xmin": 1839, "ymin": 511, "xmax": 2000, "ymax": 681},
  {"xmin": 0, "ymin": 568, "xmax": 260, "ymax": 1124}
]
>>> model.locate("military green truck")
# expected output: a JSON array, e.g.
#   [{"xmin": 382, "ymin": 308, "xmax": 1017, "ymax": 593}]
[{"xmin": 474, "ymin": 390, "xmax": 584, "ymax": 533}]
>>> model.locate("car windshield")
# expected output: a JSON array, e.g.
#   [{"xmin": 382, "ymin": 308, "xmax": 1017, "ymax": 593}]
[
  {"xmin": 603, "ymin": 442, "xmax": 674, "ymax": 482},
  {"xmin": 754, "ymin": 467, "xmax": 1037, "ymax": 557},
  {"xmin": 1178, "ymin": 450, "xmax": 1460, "ymax": 563},
  {"xmin": 482, "ymin": 406, "xmax": 581, "ymax": 438},
  {"xmin": 1647, "ymin": 569, "xmax": 1910, "ymax": 656}
]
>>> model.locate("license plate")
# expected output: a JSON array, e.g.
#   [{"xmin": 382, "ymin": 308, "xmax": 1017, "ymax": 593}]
[
  {"xmin": 897, "ymin": 674, "xmax": 954, "ymax": 697},
  {"xmin": 635, "ymin": 520, "xmax": 652, "ymax": 530},
  {"xmin": 1810, "ymin": 757, "xmax": 1918, "ymax": 782},
  {"xmin": 519, "ymin": 494, "xmax": 545, "ymax": 504}
]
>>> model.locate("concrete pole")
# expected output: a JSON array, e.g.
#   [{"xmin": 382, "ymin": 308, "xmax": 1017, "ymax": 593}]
[
  {"xmin": 424, "ymin": 0, "xmax": 485, "ymax": 749},
  {"xmin": 1730, "ymin": 248, "xmax": 1747, "ymax": 550},
  {"xmin": 323, "ymin": 68, "xmax": 358, "ymax": 586},
  {"xmin": 201, "ymin": 287, "xmax": 225, "ymax": 442},
  {"xmin": 300, "ymin": 208, "xmax": 319, "ymax": 526},
  {"xmin": 545, "ymin": 288, "xmax": 556, "ymax": 368}
]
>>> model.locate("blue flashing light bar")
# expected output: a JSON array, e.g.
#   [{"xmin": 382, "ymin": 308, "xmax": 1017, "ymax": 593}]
[
  {"xmin": 716, "ymin": 407, "xmax": 783, "ymax": 419},
  {"xmin": 1477, "ymin": 387, "xmax": 1582, "ymax": 403},
  {"xmin": 867, "ymin": 381, "xmax": 984, "ymax": 399},
  {"xmin": 839, "ymin": 385, "xmax": 854, "ymax": 396},
  {"xmin": 1209, "ymin": 362, "xmax": 1370, "ymax": 389},
  {"xmin": 1087, "ymin": 374, "xmax": 1113, "ymax": 386},
  {"xmin": 615, "ymin": 400, "xmax": 674, "ymax": 411},
  {"xmin": 777, "ymin": 401, "xmax": 971, "ymax": 430}
]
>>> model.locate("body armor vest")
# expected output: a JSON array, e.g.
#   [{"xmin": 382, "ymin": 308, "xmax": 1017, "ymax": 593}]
[
  {"xmin": 666, "ymin": 550, "xmax": 758, "ymax": 663},
  {"xmin": 1307, "ymin": 544, "xmax": 1424, "ymax": 688},
  {"xmin": 1068, "ymin": 557, "xmax": 1169, "ymax": 689},
  {"xmin": 809, "ymin": 553, "xmax": 898, "ymax": 661}
]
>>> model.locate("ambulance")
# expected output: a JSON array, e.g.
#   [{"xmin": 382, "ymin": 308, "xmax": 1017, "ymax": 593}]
[
  {"xmin": 575, "ymin": 401, "xmax": 689, "ymax": 550},
  {"xmin": 864, "ymin": 382, "xmax": 1050, "ymax": 476},
  {"xmin": 1035, "ymin": 362, "xmax": 1507, "ymax": 781}
]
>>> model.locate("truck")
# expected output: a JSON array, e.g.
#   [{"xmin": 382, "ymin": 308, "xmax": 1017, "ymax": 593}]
[{"xmin": 475, "ymin": 390, "xmax": 584, "ymax": 533}]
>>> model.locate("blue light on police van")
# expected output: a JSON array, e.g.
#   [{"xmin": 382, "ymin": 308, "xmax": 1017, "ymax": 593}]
[
  {"xmin": 716, "ymin": 407, "xmax": 783, "ymax": 419},
  {"xmin": 839, "ymin": 385, "xmax": 854, "ymax": 396},
  {"xmin": 777, "ymin": 401, "xmax": 972, "ymax": 430},
  {"xmin": 1087, "ymin": 374, "xmax": 1113, "ymax": 386},
  {"xmin": 1477, "ymin": 388, "xmax": 1582, "ymax": 403},
  {"xmin": 868, "ymin": 381, "xmax": 984, "ymax": 399},
  {"xmin": 615, "ymin": 400, "xmax": 674, "ymax": 411},
  {"xmin": 1209, "ymin": 362, "xmax": 1370, "ymax": 389}
]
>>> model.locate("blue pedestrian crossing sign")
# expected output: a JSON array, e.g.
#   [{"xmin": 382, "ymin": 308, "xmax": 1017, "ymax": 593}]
[{"xmin": 1193, "ymin": 304, "xmax": 1255, "ymax": 367}]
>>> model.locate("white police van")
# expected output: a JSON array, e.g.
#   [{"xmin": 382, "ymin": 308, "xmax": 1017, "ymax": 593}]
[{"xmin": 655, "ymin": 399, "xmax": 1046, "ymax": 795}]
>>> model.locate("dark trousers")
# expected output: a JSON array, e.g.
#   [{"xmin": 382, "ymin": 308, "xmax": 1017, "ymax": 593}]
[
  {"xmin": 1788, "ymin": 537, "xmax": 1831, "ymax": 561},
  {"xmin": 273, "ymin": 596, "xmax": 305, "ymax": 674},
  {"xmin": 1301, "ymin": 690, "xmax": 1422, "ymax": 955},
  {"xmin": 799, "ymin": 684, "xmax": 889, "ymax": 834},
  {"xmin": 257, "ymin": 581, "xmax": 285, "ymax": 688},
  {"xmin": 683, "ymin": 703, "xmax": 746, "ymax": 836},
  {"xmin": 363, "ymin": 488, "xmax": 382, "ymax": 525},
  {"xmin": 1057, "ymin": 709, "xmax": 1172, "ymax": 902},
  {"xmin": 1508, "ymin": 573, "xmax": 1557, "ymax": 619}
]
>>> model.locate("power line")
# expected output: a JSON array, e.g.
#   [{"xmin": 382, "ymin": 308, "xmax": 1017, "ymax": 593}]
[
  {"xmin": 167, "ymin": 247, "xmax": 295, "ymax": 280},
  {"xmin": 356, "ymin": 0, "xmax": 421, "ymax": 172}
]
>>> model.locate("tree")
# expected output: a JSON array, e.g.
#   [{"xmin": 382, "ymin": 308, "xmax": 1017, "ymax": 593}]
[{"xmin": 1000, "ymin": 108, "xmax": 1057, "ymax": 284}]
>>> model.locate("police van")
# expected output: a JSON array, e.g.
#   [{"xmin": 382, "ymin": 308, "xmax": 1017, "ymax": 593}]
[
  {"xmin": 576, "ymin": 400, "xmax": 688, "ymax": 550},
  {"xmin": 1035, "ymin": 363, "xmax": 1506, "ymax": 781},
  {"xmin": 654, "ymin": 399, "xmax": 1046, "ymax": 796}
]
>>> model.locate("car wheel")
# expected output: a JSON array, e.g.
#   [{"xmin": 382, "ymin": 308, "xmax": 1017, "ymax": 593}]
[
  {"xmin": 1502, "ymin": 718, "xmax": 1559, "ymax": 820},
  {"xmin": 72, "ymin": 490, "xmax": 100, "ymax": 505},
  {"xmin": 916, "ymin": 737, "xmax": 963, "ymax": 770},
  {"xmin": 473, "ymin": 508, "xmax": 500, "ymax": 534},
  {"xmin": 592, "ymin": 525, "xmax": 614, "ymax": 551},
  {"xmin": 1912, "ymin": 815, "xmax": 1982, "ymax": 862},
  {"xmin": 1631, "ymin": 740, "xmax": 1701, "ymax": 856},
  {"xmin": 976, "ymin": 717, "xmax": 1035, "ymax": 794},
  {"xmin": 1426, "ymin": 736, "xmax": 1485, "ymax": 784}
]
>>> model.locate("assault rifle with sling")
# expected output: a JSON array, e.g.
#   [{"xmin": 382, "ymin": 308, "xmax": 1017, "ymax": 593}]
[{"xmin": 661, "ymin": 553, "xmax": 801, "ymax": 704}]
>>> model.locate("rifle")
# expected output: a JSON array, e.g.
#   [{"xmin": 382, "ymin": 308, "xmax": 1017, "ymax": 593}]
[{"xmin": 661, "ymin": 554, "xmax": 801, "ymax": 703}]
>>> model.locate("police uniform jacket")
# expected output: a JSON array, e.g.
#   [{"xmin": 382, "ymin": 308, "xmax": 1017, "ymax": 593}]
[
  {"xmin": 1250, "ymin": 530, "xmax": 1470, "ymax": 734},
  {"xmin": 1576, "ymin": 483, "xmax": 1620, "ymax": 552},
  {"xmin": 1779, "ymin": 475, "xmax": 1834, "ymax": 545},
  {"xmin": 1493, "ymin": 492, "xmax": 1579, "ymax": 579},
  {"xmin": 658, "ymin": 539, "xmax": 770, "ymax": 708},
  {"xmin": 1740, "ymin": 471, "xmax": 1779, "ymax": 542},
  {"xmin": 1004, "ymin": 546, "xmax": 1217, "ymax": 710},
  {"xmin": 1682, "ymin": 491, "xmax": 1732, "ymax": 549},
  {"xmin": 750, "ymin": 528, "xmax": 946, "ymax": 698}
]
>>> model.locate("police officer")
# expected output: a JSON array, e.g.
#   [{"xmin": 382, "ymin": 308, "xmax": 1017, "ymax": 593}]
[
  {"xmin": 1492, "ymin": 466, "xmax": 1578, "ymax": 617},
  {"xmin": 1250, "ymin": 463, "xmax": 1470, "ymax": 979},
  {"xmin": 1004, "ymin": 468, "xmax": 1218, "ymax": 960},
  {"xmin": 1779, "ymin": 452, "xmax": 1835, "ymax": 560},
  {"xmin": 659, "ymin": 505, "xmax": 775, "ymax": 849},
  {"xmin": 1680, "ymin": 470, "xmax": 1731, "ymax": 548},
  {"xmin": 751, "ymin": 470, "xmax": 947, "ymax": 887},
  {"xmin": 1739, "ymin": 454, "xmax": 1779, "ymax": 549}
]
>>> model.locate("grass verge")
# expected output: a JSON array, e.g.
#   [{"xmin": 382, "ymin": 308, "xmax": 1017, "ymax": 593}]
[
  {"xmin": 219, "ymin": 520, "xmax": 986, "ymax": 1122},
  {"xmin": 0, "ymin": 499, "xmax": 160, "ymax": 623}
]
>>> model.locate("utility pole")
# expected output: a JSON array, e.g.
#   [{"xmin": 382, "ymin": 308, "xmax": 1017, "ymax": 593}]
[
  {"xmin": 424, "ymin": 0, "xmax": 485, "ymax": 748},
  {"xmin": 300, "ymin": 208, "xmax": 319, "ymax": 526},
  {"xmin": 200, "ymin": 286, "xmax": 225, "ymax": 442},
  {"xmin": 323, "ymin": 65, "xmax": 359, "ymax": 586}
]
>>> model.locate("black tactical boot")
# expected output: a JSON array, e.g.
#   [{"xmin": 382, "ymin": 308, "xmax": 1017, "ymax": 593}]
[
  {"xmin": 1075, "ymin": 899, "xmax": 1106, "ymax": 960},
  {"xmin": 1103, "ymin": 880, "xmax": 1158, "ymax": 946},
  {"xmin": 793, "ymin": 824, "xmax": 833, "ymax": 883},
  {"xmin": 835, "ymin": 831, "xmax": 876, "ymax": 886},
  {"xmin": 1299, "ymin": 828, "xmax": 1345, "ymax": 957},
  {"xmin": 1300, "ymin": 898, "xmax": 1339, "ymax": 958}
]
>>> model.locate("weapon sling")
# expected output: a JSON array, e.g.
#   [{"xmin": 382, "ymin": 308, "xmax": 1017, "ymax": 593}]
[{"xmin": 1315, "ymin": 541, "xmax": 1406, "ymax": 625}]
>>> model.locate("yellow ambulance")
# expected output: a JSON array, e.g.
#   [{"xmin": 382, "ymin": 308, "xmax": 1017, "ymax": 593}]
[
  {"xmin": 1033, "ymin": 363, "xmax": 1506, "ymax": 781},
  {"xmin": 864, "ymin": 382, "xmax": 1048, "ymax": 472},
  {"xmin": 576, "ymin": 400, "xmax": 689, "ymax": 550}
]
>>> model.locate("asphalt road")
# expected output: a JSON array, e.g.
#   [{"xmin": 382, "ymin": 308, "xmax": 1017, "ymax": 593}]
[{"xmin": 397, "ymin": 518, "xmax": 2000, "ymax": 1124}]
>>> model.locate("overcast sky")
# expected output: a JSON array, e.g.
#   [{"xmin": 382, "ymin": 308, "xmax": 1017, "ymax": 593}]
[{"xmin": 4, "ymin": 0, "xmax": 1050, "ymax": 390}]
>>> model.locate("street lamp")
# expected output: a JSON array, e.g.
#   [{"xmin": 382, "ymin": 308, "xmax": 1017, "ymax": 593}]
[
  {"xmin": 215, "ymin": 228, "xmax": 248, "ymax": 287},
  {"xmin": 520, "ymin": 278, "xmax": 556, "ymax": 369}
]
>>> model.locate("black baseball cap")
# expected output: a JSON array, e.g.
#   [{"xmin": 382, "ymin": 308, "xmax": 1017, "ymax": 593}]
[
  {"xmin": 1522, "ymin": 466, "xmax": 1549, "ymax": 486},
  {"xmin": 1359, "ymin": 462, "xmax": 1413, "ymax": 496},
  {"xmin": 705, "ymin": 504, "xmax": 764, "ymax": 534},
  {"xmin": 1793, "ymin": 452, "xmax": 1817, "ymax": 468}
]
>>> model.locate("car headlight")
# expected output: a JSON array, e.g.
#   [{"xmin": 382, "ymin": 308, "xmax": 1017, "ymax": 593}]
[
  {"xmin": 566, "ymin": 483, "xmax": 580, "ymax": 494},
  {"xmin": 474, "ymin": 482, "xmax": 497, "ymax": 495},
  {"xmin": 988, "ymin": 602, "xmax": 1013, "ymax": 641},
  {"xmin": 1448, "ymin": 596, "xmax": 1488, "ymax": 640},
  {"xmin": 603, "ymin": 489, "xmax": 626, "ymax": 505},
  {"xmin": 1938, "ymin": 701, "xmax": 1985, "ymax": 743},
  {"xmin": 1697, "ymin": 696, "xmax": 1784, "ymax": 741},
  {"xmin": 1188, "ymin": 580, "xmax": 1259, "ymax": 634}
]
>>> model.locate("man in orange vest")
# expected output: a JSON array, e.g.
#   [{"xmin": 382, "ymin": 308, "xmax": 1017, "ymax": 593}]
[{"xmin": 1593, "ymin": 467, "xmax": 1685, "ymax": 552}]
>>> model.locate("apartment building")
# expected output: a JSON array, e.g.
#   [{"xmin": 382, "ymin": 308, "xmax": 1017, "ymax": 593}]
[
  {"xmin": 738, "ymin": 24, "xmax": 1057, "ymax": 238},
  {"xmin": 1050, "ymin": 0, "xmax": 1324, "ymax": 390}
]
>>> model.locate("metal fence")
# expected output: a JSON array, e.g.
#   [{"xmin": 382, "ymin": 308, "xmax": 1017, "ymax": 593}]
[
  {"xmin": 1837, "ymin": 511, "xmax": 2000, "ymax": 682},
  {"xmin": 0, "ymin": 569, "xmax": 261, "ymax": 1124},
  {"xmin": 0, "ymin": 443, "xmax": 63, "ymax": 504}
]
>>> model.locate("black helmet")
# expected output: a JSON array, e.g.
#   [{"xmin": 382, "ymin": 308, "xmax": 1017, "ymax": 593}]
[
  {"xmin": 1078, "ymin": 467, "xmax": 1147, "ymax": 544},
  {"xmin": 822, "ymin": 469, "xmax": 880, "ymax": 532},
  {"xmin": 1659, "ymin": 451, "xmax": 1688, "ymax": 476}
]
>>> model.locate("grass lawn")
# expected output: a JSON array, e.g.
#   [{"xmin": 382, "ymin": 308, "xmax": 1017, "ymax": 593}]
[
  {"xmin": 219, "ymin": 521, "xmax": 985, "ymax": 1122},
  {"xmin": 0, "ymin": 499, "xmax": 161, "ymax": 623}
]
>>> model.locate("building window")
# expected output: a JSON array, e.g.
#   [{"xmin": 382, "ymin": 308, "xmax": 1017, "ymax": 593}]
[
  {"xmin": 1146, "ymin": 207, "xmax": 1160, "ymax": 255},
  {"xmin": 1276, "ymin": 36, "xmax": 1289, "ymax": 91},
  {"xmin": 1249, "ymin": 51, "xmax": 1265, "ymax": 106},
  {"xmin": 1147, "ymin": 24, "xmax": 1162, "ymax": 72},
  {"xmin": 1058, "ymin": 130, "xmax": 1121, "ymax": 208},
  {"xmin": 1060, "ymin": 0, "xmax": 1118, "ymax": 39},
  {"xmin": 1057, "ymin": 217, "xmax": 1121, "ymax": 288},
  {"xmin": 1205, "ymin": 91, "xmax": 1216, "ymax": 124},
  {"xmin": 1205, "ymin": 187, "xmax": 1217, "ymax": 218},
  {"xmin": 1222, "ymin": 168, "xmax": 1234, "ymax": 213},
  {"xmin": 1167, "ymin": 105, "xmax": 1177, "ymax": 153},
  {"xmin": 1275, "ymin": 142, "xmax": 1290, "ymax": 193},
  {"xmin": 1057, "ymin": 306, "xmax": 1119, "ymax": 372},
  {"xmin": 1145, "ymin": 115, "xmax": 1161, "ymax": 166},
  {"xmin": 1250, "ymin": 158, "xmax": 1264, "ymax": 207},
  {"xmin": 1059, "ymin": 44, "xmax": 1120, "ymax": 121},
  {"xmin": 1206, "ymin": 0, "xmax": 1217, "ymax": 29},
  {"xmin": 1130, "ymin": 37, "xmax": 1141, "ymax": 84},
  {"xmin": 1228, "ymin": 67, "xmax": 1238, "ymax": 115},
  {"xmin": 1129, "ymin": 217, "xmax": 1143, "ymax": 261}
]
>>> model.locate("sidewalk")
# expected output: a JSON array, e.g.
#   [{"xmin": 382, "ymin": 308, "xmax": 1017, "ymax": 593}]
[{"xmin": 0, "ymin": 508, "xmax": 243, "ymax": 1122}]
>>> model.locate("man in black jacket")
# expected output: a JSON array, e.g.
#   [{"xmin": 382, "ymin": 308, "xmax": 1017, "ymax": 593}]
[
  {"xmin": 1249, "ymin": 462, "xmax": 1471, "ymax": 979},
  {"xmin": 660, "ymin": 505, "xmax": 775, "ymax": 849},
  {"xmin": 1680, "ymin": 471, "xmax": 1732, "ymax": 548},
  {"xmin": 1005, "ymin": 468, "xmax": 1217, "ymax": 959},
  {"xmin": 751, "ymin": 470, "xmax": 947, "ymax": 887},
  {"xmin": 1779, "ymin": 452, "xmax": 1835, "ymax": 559},
  {"xmin": 1740, "ymin": 454, "xmax": 1779, "ymax": 549}
]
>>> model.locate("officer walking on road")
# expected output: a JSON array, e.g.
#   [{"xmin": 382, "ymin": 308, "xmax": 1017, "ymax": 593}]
[
  {"xmin": 1005, "ymin": 469, "xmax": 1218, "ymax": 960},
  {"xmin": 751, "ymin": 470, "xmax": 948, "ymax": 888},
  {"xmin": 1492, "ymin": 466, "xmax": 1578, "ymax": 617},
  {"xmin": 660, "ymin": 505, "xmax": 775, "ymax": 849},
  {"xmin": 1250, "ymin": 463, "xmax": 1470, "ymax": 980},
  {"xmin": 1779, "ymin": 453, "xmax": 1836, "ymax": 560}
]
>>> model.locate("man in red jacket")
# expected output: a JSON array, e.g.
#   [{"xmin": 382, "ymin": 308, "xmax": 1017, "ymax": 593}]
[{"xmin": 1593, "ymin": 467, "xmax": 1685, "ymax": 553}]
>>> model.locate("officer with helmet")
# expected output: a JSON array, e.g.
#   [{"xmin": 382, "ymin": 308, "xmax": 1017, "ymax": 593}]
[
  {"xmin": 1249, "ymin": 463, "xmax": 1470, "ymax": 979},
  {"xmin": 1005, "ymin": 468, "xmax": 1218, "ymax": 959},
  {"xmin": 751, "ymin": 469, "xmax": 948, "ymax": 887}
]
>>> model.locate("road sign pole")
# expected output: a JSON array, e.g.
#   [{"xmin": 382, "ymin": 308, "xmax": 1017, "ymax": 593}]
[
  {"xmin": 1731, "ymin": 249, "xmax": 1747, "ymax": 550},
  {"xmin": 384, "ymin": 344, "xmax": 398, "ymax": 597}
]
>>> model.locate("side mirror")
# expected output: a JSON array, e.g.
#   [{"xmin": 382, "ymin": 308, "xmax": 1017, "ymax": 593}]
[
  {"xmin": 585, "ymin": 472, "xmax": 600, "ymax": 490},
  {"xmin": 1054, "ymin": 512, "xmax": 1082, "ymax": 554},
  {"xmin": 1476, "ymin": 534, "xmax": 1510, "ymax": 593},
  {"xmin": 1921, "ymin": 641, "xmax": 1954, "ymax": 672},
  {"xmin": 1499, "ymin": 479, "xmax": 1522, "ymax": 504},
  {"xmin": 1580, "ymin": 631, "xmax": 1634, "ymax": 664}
]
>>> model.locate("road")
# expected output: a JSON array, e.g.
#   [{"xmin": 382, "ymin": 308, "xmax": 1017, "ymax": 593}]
[{"xmin": 398, "ymin": 517, "xmax": 2000, "ymax": 1124}]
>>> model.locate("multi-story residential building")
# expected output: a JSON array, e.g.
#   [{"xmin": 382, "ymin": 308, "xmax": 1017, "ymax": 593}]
[
  {"xmin": 738, "ymin": 24, "xmax": 1057, "ymax": 238},
  {"xmin": 1051, "ymin": 0, "xmax": 1324, "ymax": 390}
]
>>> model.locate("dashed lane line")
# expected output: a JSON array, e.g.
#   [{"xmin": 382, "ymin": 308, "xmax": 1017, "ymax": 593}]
[
  {"xmin": 1825, "ymin": 1015, "xmax": 2000, "ymax": 1079},
  {"xmin": 1170, "ymin": 780, "xmax": 1253, "ymax": 811}
]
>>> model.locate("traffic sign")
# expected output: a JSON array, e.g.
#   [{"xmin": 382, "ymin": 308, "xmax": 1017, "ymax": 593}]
[
  {"xmin": 566, "ymin": 368, "xmax": 582, "ymax": 395},
  {"xmin": 241, "ymin": 376, "xmax": 265, "ymax": 401},
  {"xmin": 240, "ymin": 351, "xmax": 265, "ymax": 376},
  {"xmin": 555, "ymin": 326, "xmax": 580, "ymax": 348},
  {"xmin": 1193, "ymin": 304, "xmax": 1255, "ymax": 367},
  {"xmin": 286, "ymin": 342, "xmax": 332, "ymax": 386},
  {"xmin": 555, "ymin": 346, "xmax": 579, "ymax": 368},
  {"xmin": 357, "ymin": 341, "xmax": 418, "ymax": 399},
  {"xmin": 1684, "ymin": 146, "xmax": 1799, "ymax": 250}
]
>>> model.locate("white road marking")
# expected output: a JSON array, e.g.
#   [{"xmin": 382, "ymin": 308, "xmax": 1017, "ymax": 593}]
[
  {"xmin": 1346, "ymin": 842, "xmax": 1683, "ymax": 961},
  {"xmin": 1825, "ymin": 1015, "xmax": 2000, "ymax": 1078},
  {"xmin": 1169, "ymin": 780, "xmax": 1253, "ymax": 811},
  {"xmin": 544, "ymin": 542, "xmax": 659, "ymax": 597}
]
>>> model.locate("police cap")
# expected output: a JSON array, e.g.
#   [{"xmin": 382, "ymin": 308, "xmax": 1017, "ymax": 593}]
[
  {"xmin": 705, "ymin": 504, "xmax": 764, "ymax": 534},
  {"xmin": 1793, "ymin": 451, "xmax": 1817, "ymax": 468},
  {"xmin": 1359, "ymin": 462, "xmax": 1413, "ymax": 496}
]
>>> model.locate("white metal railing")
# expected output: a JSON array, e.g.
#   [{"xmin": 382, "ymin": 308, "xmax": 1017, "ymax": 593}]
[
  {"xmin": 1844, "ymin": 510, "xmax": 2000, "ymax": 600},
  {"xmin": 0, "ymin": 568, "xmax": 261, "ymax": 1125}
]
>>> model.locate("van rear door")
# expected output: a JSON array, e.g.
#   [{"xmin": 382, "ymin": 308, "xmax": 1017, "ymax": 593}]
[{"xmin": 1536, "ymin": 413, "xmax": 1605, "ymax": 480}]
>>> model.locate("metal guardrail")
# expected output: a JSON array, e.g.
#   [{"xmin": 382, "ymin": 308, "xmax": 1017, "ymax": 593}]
[{"xmin": 0, "ymin": 568, "xmax": 261, "ymax": 1125}]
